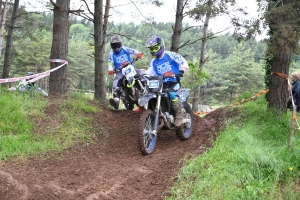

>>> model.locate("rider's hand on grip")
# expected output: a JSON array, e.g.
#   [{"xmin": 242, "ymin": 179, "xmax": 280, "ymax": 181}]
[
  {"xmin": 176, "ymin": 70, "xmax": 184, "ymax": 78},
  {"xmin": 108, "ymin": 70, "xmax": 115, "ymax": 75},
  {"xmin": 137, "ymin": 53, "xmax": 143, "ymax": 59}
]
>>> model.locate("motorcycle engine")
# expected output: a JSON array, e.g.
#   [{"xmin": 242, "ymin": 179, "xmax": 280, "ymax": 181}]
[{"xmin": 164, "ymin": 112, "xmax": 174, "ymax": 123}]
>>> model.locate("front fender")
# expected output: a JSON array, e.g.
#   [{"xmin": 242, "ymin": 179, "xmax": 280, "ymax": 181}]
[{"xmin": 138, "ymin": 93, "xmax": 156, "ymax": 106}]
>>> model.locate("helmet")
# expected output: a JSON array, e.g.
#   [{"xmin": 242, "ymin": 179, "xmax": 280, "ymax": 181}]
[
  {"xmin": 145, "ymin": 35, "xmax": 165, "ymax": 57},
  {"xmin": 110, "ymin": 35, "xmax": 122, "ymax": 53},
  {"xmin": 26, "ymin": 72, "xmax": 35, "ymax": 86}
]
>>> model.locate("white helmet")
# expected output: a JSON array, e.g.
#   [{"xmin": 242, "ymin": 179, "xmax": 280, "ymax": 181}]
[{"xmin": 110, "ymin": 35, "xmax": 122, "ymax": 53}]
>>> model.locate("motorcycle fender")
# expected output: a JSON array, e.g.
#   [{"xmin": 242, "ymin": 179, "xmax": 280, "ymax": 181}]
[{"xmin": 138, "ymin": 93, "xmax": 156, "ymax": 106}]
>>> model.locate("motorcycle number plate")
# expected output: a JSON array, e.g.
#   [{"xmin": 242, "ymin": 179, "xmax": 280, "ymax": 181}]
[
  {"xmin": 124, "ymin": 67, "xmax": 131, "ymax": 75},
  {"xmin": 148, "ymin": 80, "xmax": 159, "ymax": 88},
  {"xmin": 123, "ymin": 65, "xmax": 137, "ymax": 79}
]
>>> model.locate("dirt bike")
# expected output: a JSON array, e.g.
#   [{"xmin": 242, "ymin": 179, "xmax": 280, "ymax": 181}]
[
  {"xmin": 114, "ymin": 57, "xmax": 148, "ymax": 110},
  {"xmin": 137, "ymin": 74, "xmax": 193, "ymax": 155}
]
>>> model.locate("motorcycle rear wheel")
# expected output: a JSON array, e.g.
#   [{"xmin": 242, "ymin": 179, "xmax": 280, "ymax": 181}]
[
  {"xmin": 138, "ymin": 110, "xmax": 157, "ymax": 155},
  {"xmin": 176, "ymin": 102, "xmax": 193, "ymax": 140}
]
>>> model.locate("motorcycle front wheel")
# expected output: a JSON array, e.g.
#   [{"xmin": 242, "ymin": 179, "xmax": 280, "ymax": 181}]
[
  {"xmin": 176, "ymin": 102, "xmax": 193, "ymax": 140},
  {"xmin": 138, "ymin": 110, "xmax": 157, "ymax": 155}
]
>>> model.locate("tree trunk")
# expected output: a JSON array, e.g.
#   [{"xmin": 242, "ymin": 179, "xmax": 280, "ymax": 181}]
[
  {"xmin": 1, "ymin": 0, "xmax": 19, "ymax": 80},
  {"xmin": 49, "ymin": 0, "xmax": 70, "ymax": 95},
  {"xmin": 0, "ymin": 0, "xmax": 8, "ymax": 59},
  {"xmin": 265, "ymin": 0, "xmax": 300, "ymax": 112},
  {"xmin": 94, "ymin": 0, "xmax": 109, "ymax": 102},
  {"xmin": 192, "ymin": 0, "xmax": 212, "ymax": 112},
  {"xmin": 266, "ymin": 47, "xmax": 290, "ymax": 111},
  {"xmin": 170, "ymin": 0, "xmax": 184, "ymax": 52},
  {"xmin": 192, "ymin": 85, "xmax": 200, "ymax": 112}
]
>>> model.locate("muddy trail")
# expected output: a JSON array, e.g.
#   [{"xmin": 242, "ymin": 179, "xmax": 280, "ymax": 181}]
[{"xmin": 0, "ymin": 97, "xmax": 236, "ymax": 200}]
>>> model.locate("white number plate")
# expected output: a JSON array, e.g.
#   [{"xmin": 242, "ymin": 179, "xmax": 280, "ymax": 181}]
[
  {"xmin": 148, "ymin": 80, "xmax": 159, "ymax": 88},
  {"xmin": 124, "ymin": 68, "xmax": 131, "ymax": 75}
]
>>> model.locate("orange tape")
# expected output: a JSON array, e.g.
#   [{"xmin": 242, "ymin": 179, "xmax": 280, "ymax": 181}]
[
  {"xmin": 230, "ymin": 89, "xmax": 269, "ymax": 106},
  {"xmin": 271, "ymin": 72, "xmax": 288, "ymax": 80}
]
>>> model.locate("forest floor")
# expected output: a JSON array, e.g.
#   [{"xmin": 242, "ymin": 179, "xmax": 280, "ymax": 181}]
[{"xmin": 0, "ymin": 95, "xmax": 237, "ymax": 200}]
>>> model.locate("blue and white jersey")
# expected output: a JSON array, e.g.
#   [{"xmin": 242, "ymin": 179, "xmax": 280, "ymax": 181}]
[
  {"xmin": 146, "ymin": 51, "xmax": 188, "ymax": 82},
  {"xmin": 107, "ymin": 46, "xmax": 140, "ymax": 71}
]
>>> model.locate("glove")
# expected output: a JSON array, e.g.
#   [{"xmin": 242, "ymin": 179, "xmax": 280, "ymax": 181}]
[
  {"xmin": 176, "ymin": 70, "xmax": 184, "ymax": 78},
  {"xmin": 108, "ymin": 70, "xmax": 114, "ymax": 75},
  {"xmin": 137, "ymin": 53, "xmax": 143, "ymax": 59}
]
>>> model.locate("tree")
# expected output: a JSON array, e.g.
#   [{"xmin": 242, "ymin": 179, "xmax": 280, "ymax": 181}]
[
  {"xmin": 0, "ymin": 0, "xmax": 8, "ymax": 59},
  {"xmin": 48, "ymin": 0, "xmax": 71, "ymax": 94},
  {"xmin": 72, "ymin": 0, "xmax": 110, "ymax": 102},
  {"xmin": 189, "ymin": 0, "xmax": 213, "ymax": 112},
  {"xmin": 94, "ymin": 0, "xmax": 110, "ymax": 102},
  {"xmin": 49, "ymin": 0, "xmax": 83, "ymax": 94},
  {"xmin": 170, "ymin": 0, "xmax": 186, "ymax": 52},
  {"xmin": 1, "ymin": 0, "xmax": 19, "ymax": 81},
  {"xmin": 264, "ymin": 0, "xmax": 300, "ymax": 112},
  {"xmin": 187, "ymin": 0, "xmax": 250, "ymax": 111}
]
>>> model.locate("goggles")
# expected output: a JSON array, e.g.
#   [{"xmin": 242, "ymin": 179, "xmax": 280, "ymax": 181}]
[
  {"xmin": 148, "ymin": 45, "xmax": 160, "ymax": 53},
  {"xmin": 111, "ymin": 42, "xmax": 121, "ymax": 49}
]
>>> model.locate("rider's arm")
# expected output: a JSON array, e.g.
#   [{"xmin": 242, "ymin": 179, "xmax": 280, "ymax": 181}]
[
  {"xmin": 107, "ymin": 50, "xmax": 114, "ymax": 72},
  {"xmin": 122, "ymin": 46, "xmax": 142, "ymax": 58},
  {"xmin": 145, "ymin": 59, "xmax": 157, "ymax": 76},
  {"xmin": 168, "ymin": 52, "xmax": 189, "ymax": 72}
]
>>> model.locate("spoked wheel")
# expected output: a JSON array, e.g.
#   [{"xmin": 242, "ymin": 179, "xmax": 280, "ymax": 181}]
[
  {"xmin": 137, "ymin": 109, "xmax": 157, "ymax": 155},
  {"xmin": 176, "ymin": 102, "xmax": 193, "ymax": 140}
]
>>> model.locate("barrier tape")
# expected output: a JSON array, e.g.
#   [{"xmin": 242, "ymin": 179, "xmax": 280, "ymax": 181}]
[
  {"xmin": 230, "ymin": 89, "xmax": 270, "ymax": 106},
  {"xmin": 0, "ymin": 59, "xmax": 68, "ymax": 84},
  {"xmin": 194, "ymin": 72, "xmax": 295, "ymax": 116},
  {"xmin": 194, "ymin": 111, "xmax": 209, "ymax": 115}
]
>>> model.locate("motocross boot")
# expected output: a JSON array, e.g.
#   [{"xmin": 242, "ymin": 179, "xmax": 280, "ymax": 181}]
[
  {"xmin": 171, "ymin": 100, "xmax": 184, "ymax": 127},
  {"xmin": 109, "ymin": 89, "xmax": 121, "ymax": 109}
]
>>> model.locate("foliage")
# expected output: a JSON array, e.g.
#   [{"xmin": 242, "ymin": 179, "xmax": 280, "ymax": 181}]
[
  {"xmin": 181, "ymin": 61, "xmax": 209, "ymax": 89},
  {"xmin": 0, "ymin": 10, "xmax": 281, "ymax": 106},
  {"xmin": 168, "ymin": 96, "xmax": 300, "ymax": 199},
  {"xmin": 203, "ymin": 43, "xmax": 265, "ymax": 105}
]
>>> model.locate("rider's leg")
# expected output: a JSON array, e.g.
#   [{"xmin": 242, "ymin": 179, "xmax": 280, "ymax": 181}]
[
  {"xmin": 171, "ymin": 97, "xmax": 183, "ymax": 127},
  {"xmin": 109, "ymin": 72, "xmax": 123, "ymax": 109}
]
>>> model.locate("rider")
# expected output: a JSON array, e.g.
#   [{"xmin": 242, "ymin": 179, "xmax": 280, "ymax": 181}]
[
  {"xmin": 145, "ymin": 34, "xmax": 188, "ymax": 127},
  {"xmin": 107, "ymin": 35, "xmax": 143, "ymax": 109},
  {"xmin": 10, "ymin": 72, "xmax": 48, "ymax": 96}
]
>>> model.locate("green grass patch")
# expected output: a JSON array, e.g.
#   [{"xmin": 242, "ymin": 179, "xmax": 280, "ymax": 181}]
[
  {"xmin": 168, "ymin": 97, "xmax": 300, "ymax": 199},
  {"xmin": 0, "ymin": 89, "xmax": 101, "ymax": 160}
]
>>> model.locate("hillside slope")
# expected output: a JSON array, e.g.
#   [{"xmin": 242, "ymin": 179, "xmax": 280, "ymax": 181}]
[{"xmin": 0, "ymin": 96, "xmax": 237, "ymax": 200}]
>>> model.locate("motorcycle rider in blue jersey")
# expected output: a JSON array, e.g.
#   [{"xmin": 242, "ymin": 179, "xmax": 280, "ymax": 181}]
[
  {"xmin": 107, "ymin": 35, "xmax": 142, "ymax": 109},
  {"xmin": 145, "ymin": 35, "xmax": 188, "ymax": 127}
]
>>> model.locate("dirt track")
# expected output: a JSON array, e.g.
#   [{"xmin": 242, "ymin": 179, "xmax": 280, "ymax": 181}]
[{"xmin": 0, "ymin": 98, "xmax": 234, "ymax": 200}]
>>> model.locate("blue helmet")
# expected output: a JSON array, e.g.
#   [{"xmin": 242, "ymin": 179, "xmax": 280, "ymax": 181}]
[{"xmin": 145, "ymin": 35, "xmax": 165, "ymax": 57}]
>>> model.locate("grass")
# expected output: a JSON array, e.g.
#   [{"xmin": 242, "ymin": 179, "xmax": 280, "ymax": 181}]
[
  {"xmin": 0, "ymin": 88, "xmax": 100, "ymax": 160},
  {"xmin": 167, "ymin": 97, "xmax": 300, "ymax": 200}
]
